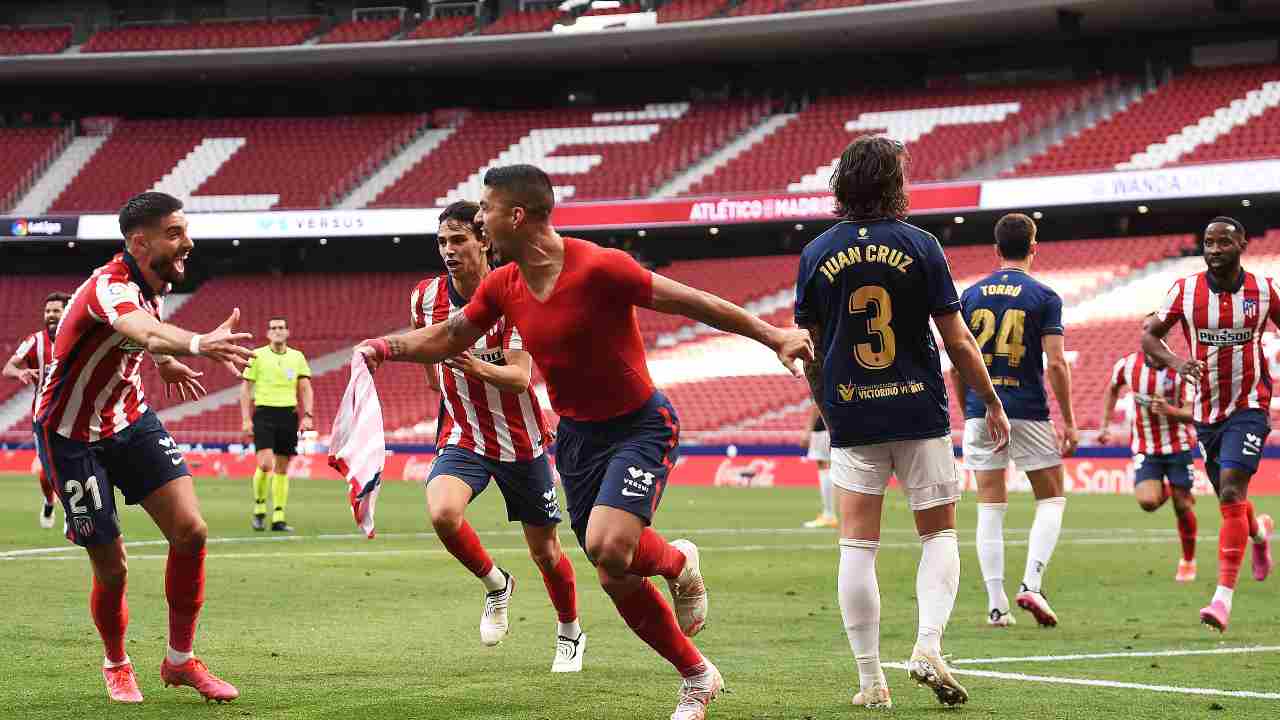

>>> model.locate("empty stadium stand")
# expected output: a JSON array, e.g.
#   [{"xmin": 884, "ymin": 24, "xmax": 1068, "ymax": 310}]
[
  {"xmin": 1013, "ymin": 63, "xmax": 1280, "ymax": 176},
  {"xmin": 81, "ymin": 18, "xmax": 321, "ymax": 53},
  {"xmin": 0, "ymin": 25, "xmax": 72, "ymax": 55},
  {"xmin": 478, "ymin": 7, "xmax": 561, "ymax": 35},
  {"xmin": 49, "ymin": 114, "xmax": 427, "ymax": 212},
  {"xmin": 689, "ymin": 79, "xmax": 1111, "ymax": 196},
  {"xmin": 405, "ymin": 14, "xmax": 476, "ymax": 39},
  {"xmin": 317, "ymin": 18, "xmax": 402, "ymax": 44},
  {"xmin": 657, "ymin": 0, "xmax": 729, "ymax": 23},
  {"xmin": 1, "ymin": 127, "xmax": 68, "ymax": 211},
  {"xmin": 370, "ymin": 100, "xmax": 770, "ymax": 206}
]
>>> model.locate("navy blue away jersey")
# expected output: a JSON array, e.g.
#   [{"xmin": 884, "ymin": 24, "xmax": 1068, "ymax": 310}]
[
  {"xmin": 959, "ymin": 268, "xmax": 1063, "ymax": 421},
  {"xmin": 794, "ymin": 219, "xmax": 961, "ymax": 447}
]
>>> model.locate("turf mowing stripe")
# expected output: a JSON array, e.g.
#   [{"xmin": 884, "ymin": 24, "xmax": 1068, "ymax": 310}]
[
  {"xmin": 882, "ymin": 663, "xmax": 1280, "ymax": 700},
  {"xmin": 954, "ymin": 645, "xmax": 1280, "ymax": 665}
]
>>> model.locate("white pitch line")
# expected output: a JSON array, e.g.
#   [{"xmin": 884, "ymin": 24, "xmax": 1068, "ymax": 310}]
[
  {"xmin": 882, "ymin": 662, "xmax": 1280, "ymax": 700},
  {"xmin": 953, "ymin": 645, "xmax": 1280, "ymax": 665},
  {"xmin": 0, "ymin": 526, "xmax": 1183, "ymax": 559}
]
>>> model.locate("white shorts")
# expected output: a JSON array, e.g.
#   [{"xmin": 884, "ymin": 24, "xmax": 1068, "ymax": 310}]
[
  {"xmin": 830, "ymin": 435, "xmax": 960, "ymax": 511},
  {"xmin": 962, "ymin": 418, "xmax": 1061, "ymax": 472},
  {"xmin": 806, "ymin": 430, "xmax": 831, "ymax": 462}
]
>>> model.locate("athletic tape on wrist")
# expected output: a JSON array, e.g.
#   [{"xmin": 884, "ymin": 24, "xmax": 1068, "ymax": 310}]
[{"xmin": 189, "ymin": 334, "xmax": 202, "ymax": 355}]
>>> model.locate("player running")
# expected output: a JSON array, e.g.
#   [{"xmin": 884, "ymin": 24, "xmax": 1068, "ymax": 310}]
[
  {"xmin": 796, "ymin": 136, "xmax": 1010, "ymax": 710},
  {"xmin": 954, "ymin": 213, "xmax": 1077, "ymax": 629},
  {"xmin": 802, "ymin": 403, "xmax": 837, "ymax": 528},
  {"xmin": 411, "ymin": 201, "xmax": 584, "ymax": 672},
  {"xmin": 1097, "ymin": 319, "xmax": 1200, "ymax": 582},
  {"xmin": 4, "ymin": 290, "xmax": 70, "ymax": 528},
  {"xmin": 1143, "ymin": 216, "xmax": 1275, "ymax": 632},
  {"xmin": 359, "ymin": 164, "xmax": 812, "ymax": 720},
  {"xmin": 34, "ymin": 192, "xmax": 254, "ymax": 704}
]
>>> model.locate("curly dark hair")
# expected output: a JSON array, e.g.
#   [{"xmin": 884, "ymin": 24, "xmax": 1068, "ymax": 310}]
[
  {"xmin": 830, "ymin": 136, "xmax": 909, "ymax": 220},
  {"xmin": 118, "ymin": 191, "xmax": 183, "ymax": 238}
]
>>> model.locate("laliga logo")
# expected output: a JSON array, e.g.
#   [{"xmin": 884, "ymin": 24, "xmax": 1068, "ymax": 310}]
[{"xmin": 10, "ymin": 218, "xmax": 63, "ymax": 236}]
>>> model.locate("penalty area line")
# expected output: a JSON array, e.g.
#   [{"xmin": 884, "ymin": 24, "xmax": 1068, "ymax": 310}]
[
  {"xmin": 883, "ymin": 662, "xmax": 1280, "ymax": 700},
  {"xmin": 953, "ymin": 645, "xmax": 1280, "ymax": 665}
]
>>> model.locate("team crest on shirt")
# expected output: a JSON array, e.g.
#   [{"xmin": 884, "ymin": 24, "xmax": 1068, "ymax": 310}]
[
  {"xmin": 1244, "ymin": 298, "xmax": 1258, "ymax": 320},
  {"xmin": 286, "ymin": 368, "xmax": 297, "ymax": 380}
]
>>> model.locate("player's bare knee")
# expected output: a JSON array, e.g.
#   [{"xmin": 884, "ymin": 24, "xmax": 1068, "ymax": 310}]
[
  {"xmin": 585, "ymin": 535, "xmax": 632, "ymax": 577},
  {"xmin": 528, "ymin": 545, "xmax": 560, "ymax": 572},
  {"xmin": 171, "ymin": 518, "xmax": 208, "ymax": 555},
  {"xmin": 429, "ymin": 504, "xmax": 464, "ymax": 536},
  {"xmin": 89, "ymin": 545, "xmax": 128, "ymax": 586},
  {"xmin": 1137, "ymin": 498, "xmax": 1162, "ymax": 512},
  {"xmin": 1172, "ymin": 492, "xmax": 1195, "ymax": 514}
]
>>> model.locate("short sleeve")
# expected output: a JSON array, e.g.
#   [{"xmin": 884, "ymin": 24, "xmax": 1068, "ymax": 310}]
[
  {"xmin": 1268, "ymin": 278, "xmax": 1280, "ymax": 326},
  {"xmin": 922, "ymin": 237, "xmax": 961, "ymax": 317},
  {"xmin": 598, "ymin": 248, "xmax": 654, "ymax": 308},
  {"xmin": 296, "ymin": 352, "xmax": 312, "ymax": 379},
  {"xmin": 242, "ymin": 353, "xmax": 258, "ymax": 382},
  {"xmin": 1110, "ymin": 357, "xmax": 1128, "ymax": 389},
  {"xmin": 1041, "ymin": 291, "xmax": 1064, "ymax": 336},
  {"xmin": 92, "ymin": 275, "xmax": 142, "ymax": 326},
  {"xmin": 794, "ymin": 252, "xmax": 817, "ymax": 327},
  {"xmin": 462, "ymin": 270, "xmax": 504, "ymax": 334},
  {"xmin": 14, "ymin": 335, "xmax": 37, "ymax": 366},
  {"xmin": 506, "ymin": 323, "xmax": 524, "ymax": 352},
  {"xmin": 1156, "ymin": 279, "xmax": 1184, "ymax": 324},
  {"xmin": 410, "ymin": 285, "xmax": 425, "ymax": 329}
]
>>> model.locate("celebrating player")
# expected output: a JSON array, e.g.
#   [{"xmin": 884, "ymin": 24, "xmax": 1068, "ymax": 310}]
[
  {"xmin": 1097, "ymin": 318, "xmax": 1199, "ymax": 582},
  {"xmin": 34, "ymin": 192, "xmax": 254, "ymax": 703},
  {"xmin": 358, "ymin": 164, "xmax": 812, "ymax": 720},
  {"xmin": 796, "ymin": 136, "xmax": 1009, "ymax": 709},
  {"xmin": 240, "ymin": 316, "xmax": 313, "ymax": 532},
  {"xmin": 411, "ymin": 201, "xmax": 584, "ymax": 672},
  {"xmin": 802, "ymin": 402, "xmax": 836, "ymax": 528},
  {"xmin": 954, "ymin": 213, "xmax": 1077, "ymax": 629},
  {"xmin": 3, "ymin": 290, "xmax": 70, "ymax": 528},
  {"xmin": 1143, "ymin": 216, "xmax": 1275, "ymax": 632}
]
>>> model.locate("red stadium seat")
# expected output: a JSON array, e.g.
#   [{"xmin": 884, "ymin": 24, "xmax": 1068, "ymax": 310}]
[
  {"xmin": 405, "ymin": 15, "xmax": 476, "ymax": 40},
  {"xmin": 82, "ymin": 18, "xmax": 321, "ymax": 53},
  {"xmin": 317, "ymin": 18, "xmax": 402, "ymax": 44},
  {"xmin": 0, "ymin": 25, "xmax": 72, "ymax": 55},
  {"xmin": 0, "ymin": 127, "xmax": 68, "ymax": 210}
]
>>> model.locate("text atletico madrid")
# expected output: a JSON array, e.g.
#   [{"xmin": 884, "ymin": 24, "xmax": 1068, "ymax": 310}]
[{"xmin": 818, "ymin": 243, "xmax": 915, "ymax": 283}]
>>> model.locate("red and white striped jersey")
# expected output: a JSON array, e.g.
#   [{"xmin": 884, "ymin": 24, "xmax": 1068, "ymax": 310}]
[
  {"xmin": 410, "ymin": 275, "xmax": 548, "ymax": 462},
  {"xmin": 35, "ymin": 253, "xmax": 163, "ymax": 442},
  {"xmin": 1156, "ymin": 270, "xmax": 1280, "ymax": 425},
  {"xmin": 13, "ymin": 327, "xmax": 55, "ymax": 414},
  {"xmin": 1109, "ymin": 352, "xmax": 1193, "ymax": 455}
]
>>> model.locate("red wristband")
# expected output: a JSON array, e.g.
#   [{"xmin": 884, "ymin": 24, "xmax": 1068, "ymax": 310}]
[{"xmin": 369, "ymin": 338, "xmax": 391, "ymax": 362}]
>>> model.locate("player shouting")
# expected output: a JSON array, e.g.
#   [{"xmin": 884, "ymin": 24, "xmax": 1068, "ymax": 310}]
[
  {"xmin": 34, "ymin": 192, "xmax": 254, "ymax": 703},
  {"xmin": 1143, "ymin": 217, "xmax": 1275, "ymax": 632},
  {"xmin": 359, "ymin": 164, "xmax": 812, "ymax": 720}
]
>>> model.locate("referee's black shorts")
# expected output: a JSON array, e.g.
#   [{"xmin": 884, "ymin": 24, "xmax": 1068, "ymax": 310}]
[{"xmin": 253, "ymin": 406, "xmax": 300, "ymax": 457}]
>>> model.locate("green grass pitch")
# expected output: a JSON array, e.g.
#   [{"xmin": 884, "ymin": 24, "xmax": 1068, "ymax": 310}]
[{"xmin": 1, "ymin": 473, "xmax": 1278, "ymax": 718}]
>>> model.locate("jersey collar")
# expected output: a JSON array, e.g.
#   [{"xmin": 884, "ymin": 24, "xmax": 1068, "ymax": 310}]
[
  {"xmin": 1205, "ymin": 268, "xmax": 1245, "ymax": 294},
  {"xmin": 445, "ymin": 274, "xmax": 468, "ymax": 308},
  {"xmin": 121, "ymin": 252, "xmax": 159, "ymax": 303}
]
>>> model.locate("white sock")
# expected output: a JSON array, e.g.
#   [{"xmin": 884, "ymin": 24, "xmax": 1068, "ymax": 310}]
[
  {"xmin": 103, "ymin": 655, "xmax": 132, "ymax": 669},
  {"xmin": 976, "ymin": 503, "xmax": 1009, "ymax": 612},
  {"xmin": 165, "ymin": 646, "xmax": 193, "ymax": 665},
  {"xmin": 839, "ymin": 538, "xmax": 885, "ymax": 691},
  {"xmin": 819, "ymin": 468, "xmax": 834, "ymax": 517},
  {"xmin": 1023, "ymin": 496, "xmax": 1066, "ymax": 593},
  {"xmin": 916, "ymin": 529, "xmax": 960, "ymax": 655},
  {"xmin": 1213, "ymin": 585, "xmax": 1234, "ymax": 611},
  {"xmin": 557, "ymin": 619, "xmax": 582, "ymax": 640},
  {"xmin": 481, "ymin": 566, "xmax": 507, "ymax": 592}
]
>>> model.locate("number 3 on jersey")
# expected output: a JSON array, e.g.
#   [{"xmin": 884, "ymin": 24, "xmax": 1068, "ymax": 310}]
[
  {"xmin": 969, "ymin": 308, "xmax": 1026, "ymax": 367},
  {"xmin": 849, "ymin": 285, "xmax": 896, "ymax": 370}
]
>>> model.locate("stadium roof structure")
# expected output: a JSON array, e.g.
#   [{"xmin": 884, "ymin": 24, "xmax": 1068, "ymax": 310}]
[{"xmin": 1, "ymin": 0, "xmax": 1276, "ymax": 82}]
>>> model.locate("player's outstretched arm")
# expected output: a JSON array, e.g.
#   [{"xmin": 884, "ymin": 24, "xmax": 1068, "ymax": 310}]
[
  {"xmin": 115, "ymin": 308, "xmax": 254, "ymax": 375},
  {"xmin": 935, "ymin": 310, "xmax": 1010, "ymax": 451},
  {"xmin": 443, "ymin": 349, "xmax": 533, "ymax": 394},
  {"xmin": 1142, "ymin": 314, "xmax": 1202, "ymax": 384},
  {"xmin": 240, "ymin": 379, "xmax": 255, "ymax": 438},
  {"xmin": 358, "ymin": 313, "xmax": 485, "ymax": 372},
  {"xmin": 1151, "ymin": 397, "xmax": 1195, "ymax": 424},
  {"xmin": 1044, "ymin": 334, "xmax": 1078, "ymax": 456},
  {"xmin": 649, "ymin": 274, "xmax": 813, "ymax": 376},
  {"xmin": 1097, "ymin": 381, "xmax": 1121, "ymax": 444}
]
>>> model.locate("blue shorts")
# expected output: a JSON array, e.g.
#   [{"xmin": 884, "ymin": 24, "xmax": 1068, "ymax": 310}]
[
  {"xmin": 1195, "ymin": 408, "xmax": 1270, "ymax": 492},
  {"xmin": 428, "ymin": 445, "xmax": 561, "ymax": 526},
  {"xmin": 1134, "ymin": 450, "xmax": 1194, "ymax": 489},
  {"xmin": 554, "ymin": 391, "xmax": 680, "ymax": 551},
  {"xmin": 34, "ymin": 411, "xmax": 190, "ymax": 547}
]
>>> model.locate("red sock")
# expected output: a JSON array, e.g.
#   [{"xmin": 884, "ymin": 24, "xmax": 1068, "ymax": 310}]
[
  {"xmin": 1245, "ymin": 500, "xmax": 1259, "ymax": 540},
  {"xmin": 165, "ymin": 546, "xmax": 206, "ymax": 654},
  {"xmin": 627, "ymin": 528, "xmax": 687, "ymax": 579},
  {"xmin": 90, "ymin": 577, "xmax": 128, "ymax": 663},
  {"xmin": 1218, "ymin": 501, "xmax": 1250, "ymax": 590},
  {"xmin": 439, "ymin": 519, "xmax": 494, "ymax": 578},
  {"xmin": 1176, "ymin": 508, "xmax": 1197, "ymax": 562},
  {"xmin": 612, "ymin": 580, "xmax": 705, "ymax": 677},
  {"xmin": 539, "ymin": 553, "xmax": 578, "ymax": 623},
  {"xmin": 37, "ymin": 468, "xmax": 56, "ymax": 504}
]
